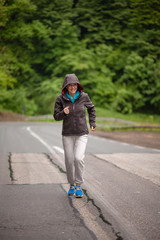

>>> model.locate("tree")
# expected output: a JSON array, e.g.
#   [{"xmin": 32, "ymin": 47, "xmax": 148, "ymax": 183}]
[{"xmin": 129, "ymin": 0, "xmax": 160, "ymax": 30}]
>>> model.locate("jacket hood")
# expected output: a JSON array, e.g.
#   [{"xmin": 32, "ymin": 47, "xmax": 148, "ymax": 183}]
[{"xmin": 62, "ymin": 73, "xmax": 83, "ymax": 94}]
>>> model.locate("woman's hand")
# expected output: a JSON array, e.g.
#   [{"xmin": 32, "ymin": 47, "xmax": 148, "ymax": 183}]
[
  {"xmin": 64, "ymin": 106, "xmax": 69, "ymax": 115},
  {"xmin": 91, "ymin": 126, "xmax": 96, "ymax": 131}
]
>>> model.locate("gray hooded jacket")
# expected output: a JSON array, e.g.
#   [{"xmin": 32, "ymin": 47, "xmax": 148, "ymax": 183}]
[{"xmin": 54, "ymin": 73, "xmax": 96, "ymax": 136}]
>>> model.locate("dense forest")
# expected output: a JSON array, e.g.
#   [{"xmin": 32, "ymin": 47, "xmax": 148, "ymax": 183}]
[{"xmin": 0, "ymin": 0, "xmax": 160, "ymax": 115}]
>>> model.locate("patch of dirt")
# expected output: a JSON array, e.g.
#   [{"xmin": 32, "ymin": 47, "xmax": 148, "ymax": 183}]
[
  {"xmin": 91, "ymin": 131, "xmax": 160, "ymax": 150},
  {"xmin": 0, "ymin": 112, "xmax": 26, "ymax": 121}
]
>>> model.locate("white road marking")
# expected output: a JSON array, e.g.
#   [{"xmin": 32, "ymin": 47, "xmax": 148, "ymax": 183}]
[
  {"xmin": 134, "ymin": 145, "xmax": 145, "ymax": 149},
  {"xmin": 27, "ymin": 126, "xmax": 55, "ymax": 154},
  {"xmin": 121, "ymin": 142, "xmax": 130, "ymax": 146},
  {"xmin": 53, "ymin": 146, "xmax": 64, "ymax": 154},
  {"xmin": 90, "ymin": 134, "xmax": 160, "ymax": 153}
]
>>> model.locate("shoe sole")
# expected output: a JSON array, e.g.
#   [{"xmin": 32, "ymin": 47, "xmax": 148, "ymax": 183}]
[
  {"xmin": 75, "ymin": 195, "xmax": 83, "ymax": 198},
  {"xmin": 68, "ymin": 193, "xmax": 75, "ymax": 196}
]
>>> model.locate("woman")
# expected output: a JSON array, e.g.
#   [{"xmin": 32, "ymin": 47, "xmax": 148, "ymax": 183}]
[{"xmin": 54, "ymin": 73, "xmax": 96, "ymax": 197}]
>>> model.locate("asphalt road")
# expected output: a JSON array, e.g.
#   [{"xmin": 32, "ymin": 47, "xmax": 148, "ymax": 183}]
[{"xmin": 0, "ymin": 122, "xmax": 160, "ymax": 240}]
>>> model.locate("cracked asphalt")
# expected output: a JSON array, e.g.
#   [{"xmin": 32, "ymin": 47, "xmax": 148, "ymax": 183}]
[{"xmin": 0, "ymin": 122, "xmax": 160, "ymax": 240}]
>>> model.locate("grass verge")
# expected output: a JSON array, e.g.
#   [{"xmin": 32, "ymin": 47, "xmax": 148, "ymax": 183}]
[{"xmin": 95, "ymin": 107, "xmax": 160, "ymax": 124}]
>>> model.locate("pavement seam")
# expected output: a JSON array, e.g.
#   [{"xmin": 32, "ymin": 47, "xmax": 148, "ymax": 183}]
[
  {"xmin": 45, "ymin": 153, "xmax": 66, "ymax": 174},
  {"xmin": 62, "ymin": 184, "xmax": 98, "ymax": 240},
  {"xmin": 83, "ymin": 189, "xmax": 123, "ymax": 240},
  {"xmin": 48, "ymin": 154, "xmax": 123, "ymax": 240},
  {"xmin": 62, "ymin": 183, "xmax": 110, "ymax": 240},
  {"xmin": 8, "ymin": 152, "xmax": 15, "ymax": 183}
]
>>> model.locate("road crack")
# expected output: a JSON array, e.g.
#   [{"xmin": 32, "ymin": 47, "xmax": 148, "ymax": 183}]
[
  {"xmin": 8, "ymin": 152, "xmax": 15, "ymax": 183},
  {"xmin": 45, "ymin": 153, "xmax": 66, "ymax": 174},
  {"xmin": 47, "ymin": 153, "xmax": 123, "ymax": 240},
  {"xmin": 83, "ymin": 189, "xmax": 123, "ymax": 240}
]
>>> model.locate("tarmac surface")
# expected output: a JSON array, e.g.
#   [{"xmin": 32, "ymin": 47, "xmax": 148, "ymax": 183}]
[
  {"xmin": 90, "ymin": 130, "xmax": 160, "ymax": 150},
  {"xmin": 0, "ymin": 122, "xmax": 160, "ymax": 240}
]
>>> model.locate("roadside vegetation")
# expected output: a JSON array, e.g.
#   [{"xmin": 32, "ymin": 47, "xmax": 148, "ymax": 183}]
[
  {"xmin": 96, "ymin": 107, "xmax": 160, "ymax": 124},
  {"xmin": 0, "ymin": 108, "xmax": 160, "ymax": 133},
  {"xmin": 0, "ymin": 0, "xmax": 160, "ymax": 121}
]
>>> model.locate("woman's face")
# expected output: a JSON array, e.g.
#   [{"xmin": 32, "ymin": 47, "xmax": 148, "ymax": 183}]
[{"xmin": 66, "ymin": 83, "xmax": 78, "ymax": 96}]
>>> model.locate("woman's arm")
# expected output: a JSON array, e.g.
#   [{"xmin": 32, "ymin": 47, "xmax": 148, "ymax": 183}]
[
  {"xmin": 53, "ymin": 96, "xmax": 67, "ymax": 121},
  {"xmin": 85, "ymin": 94, "xmax": 96, "ymax": 130}
]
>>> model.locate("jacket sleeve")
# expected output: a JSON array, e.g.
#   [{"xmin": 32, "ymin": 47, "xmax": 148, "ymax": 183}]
[
  {"xmin": 53, "ymin": 96, "xmax": 66, "ymax": 121},
  {"xmin": 85, "ymin": 93, "xmax": 96, "ymax": 128}
]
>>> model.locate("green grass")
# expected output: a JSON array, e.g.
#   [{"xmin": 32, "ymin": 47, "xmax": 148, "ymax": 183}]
[
  {"xmin": 96, "ymin": 125, "xmax": 160, "ymax": 133},
  {"xmin": 95, "ymin": 107, "xmax": 160, "ymax": 124},
  {"xmin": 28, "ymin": 118, "xmax": 55, "ymax": 122},
  {"xmin": 1, "ymin": 108, "xmax": 160, "ymax": 133}
]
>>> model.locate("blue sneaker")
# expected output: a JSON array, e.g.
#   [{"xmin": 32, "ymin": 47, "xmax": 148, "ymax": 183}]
[
  {"xmin": 68, "ymin": 185, "xmax": 76, "ymax": 196},
  {"xmin": 75, "ymin": 185, "xmax": 83, "ymax": 198}
]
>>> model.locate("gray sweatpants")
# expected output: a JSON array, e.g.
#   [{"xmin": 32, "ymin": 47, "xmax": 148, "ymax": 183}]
[{"xmin": 62, "ymin": 135, "xmax": 88, "ymax": 186}]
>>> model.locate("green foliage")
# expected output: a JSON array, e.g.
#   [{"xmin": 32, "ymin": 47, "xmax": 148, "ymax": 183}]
[
  {"xmin": 0, "ymin": 70, "xmax": 16, "ymax": 89},
  {"xmin": 0, "ymin": 0, "xmax": 160, "ymax": 115},
  {"xmin": 35, "ymin": 77, "xmax": 64, "ymax": 114},
  {"xmin": 111, "ymin": 86, "xmax": 141, "ymax": 114},
  {"xmin": 0, "ymin": 87, "xmax": 37, "ymax": 115},
  {"xmin": 130, "ymin": 0, "xmax": 160, "ymax": 29},
  {"xmin": 118, "ymin": 52, "xmax": 160, "ymax": 112}
]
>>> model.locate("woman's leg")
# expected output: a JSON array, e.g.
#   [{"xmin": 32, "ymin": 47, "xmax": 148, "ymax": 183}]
[
  {"xmin": 62, "ymin": 136, "xmax": 75, "ymax": 185},
  {"xmin": 74, "ymin": 135, "xmax": 88, "ymax": 186}
]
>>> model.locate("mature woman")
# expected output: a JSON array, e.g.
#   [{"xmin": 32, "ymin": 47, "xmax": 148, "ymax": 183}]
[{"xmin": 54, "ymin": 73, "xmax": 96, "ymax": 197}]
